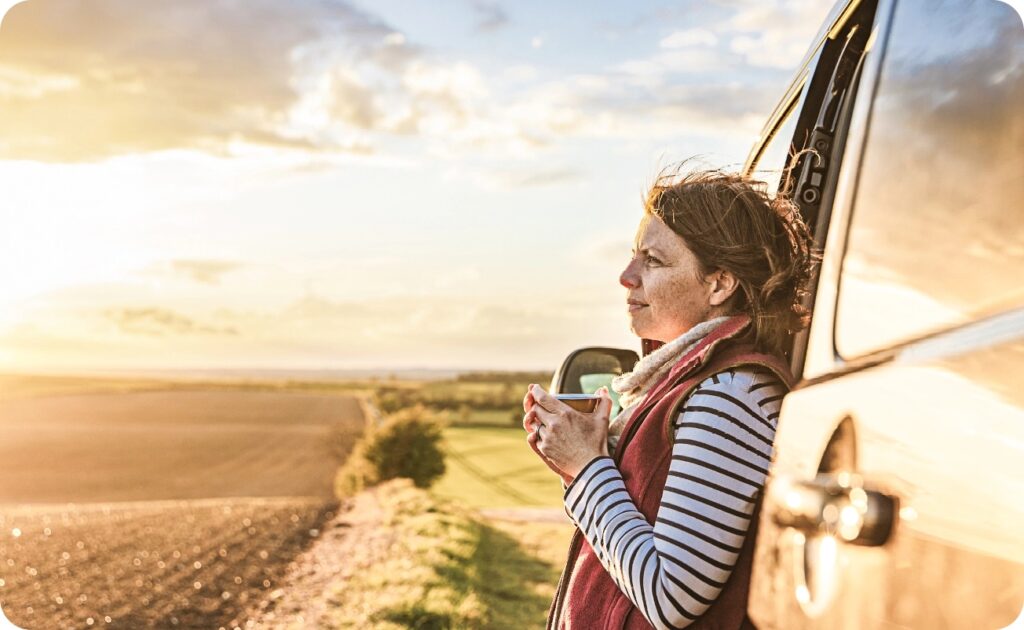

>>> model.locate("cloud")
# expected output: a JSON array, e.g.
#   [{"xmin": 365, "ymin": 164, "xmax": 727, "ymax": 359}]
[
  {"xmin": 0, "ymin": 0, "xmax": 397, "ymax": 161},
  {"xmin": 0, "ymin": 0, "xmax": 836, "ymax": 167},
  {"xmin": 1, "ymin": 279, "xmax": 632, "ymax": 370},
  {"xmin": 660, "ymin": 28, "xmax": 718, "ymax": 49},
  {"xmin": 648, "ymin": 81, "xmax": 782, "ymax": 128},
  {"xmin": 168, "ymin": 260, "xmax": 243, "ymax": 285},
  {"xmin": 138, "ymin": 259, "xmax": 244, "ymax": 285},
  {"xmin": 271, "ymin": 295, "xmax": 585, "ymax": 347},
  {"xmin": 325, "ymin": 68, "xmax": 380, "ymax": 131},
  {"xmin": 0, "ymin": 0, "xmax": 529, "ymax": 161},
  {"xmin": 105, "ymin": 307, "xmax": 239, "ymax": 336},
  {"xmin": 470, "ymin": 0, "xmax": 509, "ymax": 32},
  {"xmin": 282, "ymin": 295, "xmax": 370, "ymax": 320},
  {"xmin": 479, "ymin": 167, "xmax": 584, "ymax": 189},
  {"xmin": 0, "ymin": 63, "xmax": 79, "ymax": 98},
  {"xmin": 511, "ymin": 1, "xmax": 832, "ymax": 141},
  {"xmin": 724, "ymin": 0, "xmax": 832, "ymax": 69},
  {"xmin": 501, "ymin": 70, "xmax": 779, "ymax": 145},
  {"xmin": 612, "ymin": 48, "xmax": 739, "ymax": 82},
  {"xmin": 578, "ymin": 236, "xmax": 633, "ymax": 265}
]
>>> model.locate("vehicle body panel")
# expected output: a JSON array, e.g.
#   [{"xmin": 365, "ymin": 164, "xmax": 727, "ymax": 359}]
[
  {"xmin": 748, "ymin": 0, "xmax": 1024, "ymax": 626},
  {"xmin": 752, "ymin": 318, "xmax": 1024, "ymax": 628}
]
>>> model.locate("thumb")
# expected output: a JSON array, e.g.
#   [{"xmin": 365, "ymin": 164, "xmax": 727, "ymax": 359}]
[{"xmin": 595, "ymin": 387, "xmax": 614, "ymax": 421}]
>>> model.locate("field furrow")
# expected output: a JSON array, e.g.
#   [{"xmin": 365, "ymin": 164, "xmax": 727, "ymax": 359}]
[{"xmin": 0, "ymin": 388, "xmax": 365, "ymax": 629}]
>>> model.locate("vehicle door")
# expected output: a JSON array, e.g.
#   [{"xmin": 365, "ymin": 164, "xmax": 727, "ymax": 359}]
[{"xmin": 747, "ymin": 0, "xmax": 1024, "ymax": 627}]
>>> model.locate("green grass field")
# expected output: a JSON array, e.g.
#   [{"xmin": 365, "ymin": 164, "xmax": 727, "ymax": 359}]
[{"xmin": 432, "ymin": 426, "xmax": 565, "ymax": 509}]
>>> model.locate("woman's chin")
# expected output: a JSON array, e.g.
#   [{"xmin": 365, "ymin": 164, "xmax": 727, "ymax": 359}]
[{"xmin": 627, "ymin": 318, "xmax": 653, "ymax": 341}]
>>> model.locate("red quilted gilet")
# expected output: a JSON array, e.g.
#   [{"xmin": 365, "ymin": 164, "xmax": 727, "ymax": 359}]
[{"xmin": 548, "ymin": 315, "xmax": 794, "ymax": 630}]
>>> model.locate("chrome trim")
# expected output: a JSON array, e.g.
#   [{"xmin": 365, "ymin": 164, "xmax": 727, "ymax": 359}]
[
  {"xmin": 829, "ymin": 0, "xmax": 866, "ymax": 40},
  {"xmin": 896, "ymin": 308, "xmax": 1024, "ymax": 365},
  {"xmin": 745, "ymin": 78, "xmax": 806, "ymax": 175}
]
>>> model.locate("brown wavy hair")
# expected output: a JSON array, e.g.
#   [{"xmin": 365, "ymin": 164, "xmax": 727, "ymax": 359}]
[{"xmin": 644, "ymin": 165, "xmax": 817, "ymax": 357}]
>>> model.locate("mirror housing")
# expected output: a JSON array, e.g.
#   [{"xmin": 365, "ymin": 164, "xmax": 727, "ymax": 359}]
[{"xmin": 551, "ymin": 346, "xmax": 640, "ymax": 417}]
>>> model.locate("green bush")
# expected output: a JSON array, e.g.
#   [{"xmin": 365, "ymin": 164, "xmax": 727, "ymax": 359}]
[{"xmin": 336, "ymin": 405, "xmax": 447, "ymax": 497}]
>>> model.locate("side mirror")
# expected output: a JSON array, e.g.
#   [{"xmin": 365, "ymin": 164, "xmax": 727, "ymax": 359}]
[{"xmin": 551, "ymin": 347, "xmax": 640, "ymax": 418}]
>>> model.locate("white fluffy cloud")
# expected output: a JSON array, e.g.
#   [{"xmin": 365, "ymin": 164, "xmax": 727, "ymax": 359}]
[
  {"xmin": 660, "ymin": 28, "xmax": 718, "ymax": 49},
  {"xmin": 725, "ymin": 0, "xmax": 832, "ymax": 69},
  {"xmin": 0, "ymin": 0, "xmax": 833, "ymax": 163}
]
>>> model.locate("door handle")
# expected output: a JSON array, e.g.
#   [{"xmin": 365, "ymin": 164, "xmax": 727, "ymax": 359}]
[{"xmin": 767, "ymin": 472, "xmax": 898, "ymax": 546}]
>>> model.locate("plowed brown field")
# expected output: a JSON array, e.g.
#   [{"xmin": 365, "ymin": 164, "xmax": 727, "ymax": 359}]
[{"xmin": 0, "ymin": 388, "xmax": 365, "ymax": 629}]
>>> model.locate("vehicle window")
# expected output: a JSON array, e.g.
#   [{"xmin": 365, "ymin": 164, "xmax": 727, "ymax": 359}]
[
  {"xmin": 750, "ymin": 95, "xmax": 802, "ymax": 196},
  {"xmin": 835, "ymin": 0, "xmax": 1024, "ymax": 358}
]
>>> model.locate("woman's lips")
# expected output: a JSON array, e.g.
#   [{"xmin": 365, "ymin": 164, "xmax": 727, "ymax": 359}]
[{"xmin": 627, "ymin": 300, "xmax": 648, "ymax": 312}]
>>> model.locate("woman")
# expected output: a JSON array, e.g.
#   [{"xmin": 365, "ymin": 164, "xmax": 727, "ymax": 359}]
[{"xmin": 523, "ymin": 167, "xmax": 815, "ymax": 630}]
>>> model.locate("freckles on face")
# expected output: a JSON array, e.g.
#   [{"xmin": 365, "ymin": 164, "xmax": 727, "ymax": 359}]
[{"xmin": 621, "ymin": 215, "xmax": 713, "ymax": 342}]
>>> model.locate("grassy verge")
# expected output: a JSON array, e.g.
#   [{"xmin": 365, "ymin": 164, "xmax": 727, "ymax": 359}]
[
  {"xmin": 327, "ymin": 480, "xmax": 571, "ymax": 629},
  {"xmin": 432, "ymin": 426, "xmax": 565, "ymax": 509}
]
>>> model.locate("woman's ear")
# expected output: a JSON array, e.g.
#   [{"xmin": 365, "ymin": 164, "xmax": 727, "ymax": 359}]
[{"xmin": 707, "ymin": 269, "xmax": 740, "ymax": 307}]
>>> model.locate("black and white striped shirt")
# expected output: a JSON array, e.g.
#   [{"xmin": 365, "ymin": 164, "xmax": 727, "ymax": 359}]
[{"xmin": 563, "ymin": 368, "xmax": 785, "ymax": 630}]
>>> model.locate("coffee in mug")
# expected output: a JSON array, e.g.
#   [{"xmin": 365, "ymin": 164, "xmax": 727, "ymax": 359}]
[{"xmin": 556, "ymin": 394, "xmax": 601, "ymax": 413}]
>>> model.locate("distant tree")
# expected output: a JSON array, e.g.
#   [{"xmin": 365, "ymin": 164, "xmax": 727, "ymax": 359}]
[
  {"xmin": 455, "ymin": 371, "xmax": 553, "ymax": 384},
  {"xmin": 336, "ymin": 405, "xmax": 446, "ymax": 497}
]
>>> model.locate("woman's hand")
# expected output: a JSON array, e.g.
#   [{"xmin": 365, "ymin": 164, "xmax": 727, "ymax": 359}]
[
  {"xmin": 522, "ymin": 387, "xmax": 575, "ymax": 484},
  {"xmin": 522, "ymin": 384, "xmax": 613, "ymax": 481}
]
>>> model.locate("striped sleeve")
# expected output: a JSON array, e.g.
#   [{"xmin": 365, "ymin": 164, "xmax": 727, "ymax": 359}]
[{"xmin": 563, "ymin": 368, "xmax": 785, "ymax": 629}]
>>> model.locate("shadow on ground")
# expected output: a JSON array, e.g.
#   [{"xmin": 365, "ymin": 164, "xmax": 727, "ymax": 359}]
[{"xmin": 378, "ymin": 510, "xmax": 562, "ymax": 629}]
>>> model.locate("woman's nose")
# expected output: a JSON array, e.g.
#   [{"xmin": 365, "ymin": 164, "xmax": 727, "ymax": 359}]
[{"xmin": 620, "ymin": 259, "xmax": 640, "ymax": 289}]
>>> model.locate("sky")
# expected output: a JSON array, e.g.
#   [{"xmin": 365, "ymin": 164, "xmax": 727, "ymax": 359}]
[{"xmin": 0, "ymin": 0, "xmax": 835, "ymax": 373}]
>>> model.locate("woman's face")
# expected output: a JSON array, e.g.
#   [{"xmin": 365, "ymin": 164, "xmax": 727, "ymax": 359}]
[{"xmin": 619, "ymin": 214, "xmax": 717, "ymax": 343}]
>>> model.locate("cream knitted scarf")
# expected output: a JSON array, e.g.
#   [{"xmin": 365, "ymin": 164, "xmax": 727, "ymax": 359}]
[{"xmin": 607, "ymin": 316, "xmax": 731, "ymax": 450}]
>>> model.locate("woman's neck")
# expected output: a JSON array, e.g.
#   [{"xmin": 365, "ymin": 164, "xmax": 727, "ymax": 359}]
[{"xmin": 614, "ymin": 315, "xmax": 734, "ymax": 410}]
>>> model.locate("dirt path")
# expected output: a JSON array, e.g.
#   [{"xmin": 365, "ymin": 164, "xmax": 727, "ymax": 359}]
[{"xmin": 236, "ymin": 489, "xmax": 392, "ymax": 629}]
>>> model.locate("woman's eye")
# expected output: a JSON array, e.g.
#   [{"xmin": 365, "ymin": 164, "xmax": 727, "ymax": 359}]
[{"xmin": 645, "ymin": 256, "xmax": 662, "ymax": 266}]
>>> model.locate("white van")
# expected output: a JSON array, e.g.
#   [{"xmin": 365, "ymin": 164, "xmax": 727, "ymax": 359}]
[{"xmin": 551, "ymin": 0, "xmax": 1024, "ymax": 626}]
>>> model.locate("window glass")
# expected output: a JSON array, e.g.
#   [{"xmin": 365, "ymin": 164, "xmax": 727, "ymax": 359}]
[
  {"xmin": 835, "ymin": 0, "xmax": 1024, "ymax": 358},
  {"xmin": 751, "ymin": 95, "xmax": 802, "ymax": 196}
]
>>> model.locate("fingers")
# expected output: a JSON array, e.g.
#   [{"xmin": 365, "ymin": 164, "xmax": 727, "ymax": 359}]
[
  {"xmin": 527, "ymin": 431, "xmax": 570, "ymax": 483},
  {"xmin": 526, "ymin": 427, "xmax": 546, "ymax": 458},
  {"xmin": 531, "ymin": 404, "xmax": 558, "ymax": 427},
  {"xmin": 529, "ymin": 384, "xmax": 560, "ymax": 412},
  {"xmin": 522, "ymin": 408, "xmax": 543, "ymax": 432},
  {"xmin": 522, "ymin": 388, "xmax": 536, "ymax": 413}
]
